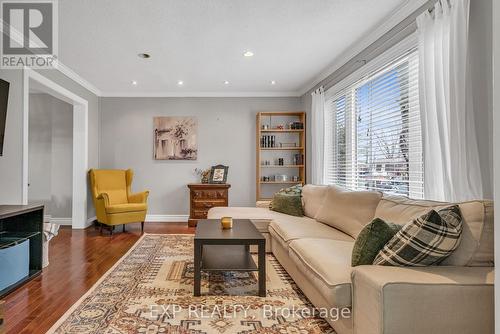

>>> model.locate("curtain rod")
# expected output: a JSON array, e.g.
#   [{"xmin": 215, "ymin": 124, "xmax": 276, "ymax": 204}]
[{"xmin": 315, "ymin": 0, "xmax": 438, "ymax": 94}]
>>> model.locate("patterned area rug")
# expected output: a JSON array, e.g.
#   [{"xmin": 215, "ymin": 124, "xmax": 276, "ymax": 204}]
[{"xmin": 48, "ymin": 234, "xmax": 335, "ymax": 334}]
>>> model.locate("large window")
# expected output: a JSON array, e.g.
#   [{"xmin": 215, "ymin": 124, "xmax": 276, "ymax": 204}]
[{"xmin": 324, "ymin": 48, "xmax": 423, "ymax": 198}]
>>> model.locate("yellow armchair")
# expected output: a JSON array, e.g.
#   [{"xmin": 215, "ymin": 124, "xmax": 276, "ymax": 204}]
[{"xmin": 89, "ymin": 169, "xmax": 149, "ymax": 234}]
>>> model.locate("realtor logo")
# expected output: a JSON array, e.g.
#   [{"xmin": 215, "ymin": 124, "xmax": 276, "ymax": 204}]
[{"xmin": 1, "ymin": 0, "xmax": 58, "ymax": 68}]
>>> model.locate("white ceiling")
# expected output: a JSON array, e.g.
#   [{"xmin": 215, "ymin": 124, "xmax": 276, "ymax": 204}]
[{"xmin": 58, "ymin": 0, "xmax": 409, "ymax": 96}]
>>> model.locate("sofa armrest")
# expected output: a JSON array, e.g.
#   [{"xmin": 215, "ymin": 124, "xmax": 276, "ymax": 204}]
[
  {"xmin": 128, "ymin": 191, "xmax": 149, "ymax": 203},
  {"xmin": 351, "ymin": 265, "xmax": 494, "ymax": 334}
]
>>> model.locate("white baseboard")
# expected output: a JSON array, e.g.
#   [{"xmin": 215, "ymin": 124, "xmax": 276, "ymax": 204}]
[
  {"xmin": 43, "ymin": 215, "xmax": 72, "ymax": 225},
  {"xmin": 146, "ymin": 214, "xmax": 189, "ymax": 222},
  {"xmin": 43, "ymin": 215, "xmax": 97, "ymax": 227},
  {"xmin": 43, "ymin": 215, "xmax": 186, "ymax": 225}
]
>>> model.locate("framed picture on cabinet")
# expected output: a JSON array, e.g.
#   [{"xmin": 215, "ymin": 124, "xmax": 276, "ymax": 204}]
[{"xmin": 209, "ymin": 165, "xmax": 229, "ymax": 184}]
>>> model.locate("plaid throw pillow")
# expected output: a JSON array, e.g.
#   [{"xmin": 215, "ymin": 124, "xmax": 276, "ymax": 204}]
[{"xmin": 373, "ymin": 205, "xmax": 463, "ymax": 266}]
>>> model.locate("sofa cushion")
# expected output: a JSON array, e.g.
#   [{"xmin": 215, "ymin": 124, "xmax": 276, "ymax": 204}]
[
  {"xmin": 315, "ymin": 186, "xmax": 382, "ymax": 238},
  {"xmin": 375, "ymin": 195, "xmax": 494, "ymax": 266},
  {"xmin": 289, "ymin": 238, "xmax": 354, "ymax": 307},
  {"xmin": 208, "ymin": 207, "xmax": 275, "ymax": 222},
  {"xmin": 374, "ymin": 195, "xmax": 443, "ymax": 224},
  {"xmin": 373, "ymin": 206, "xmax": 463, "ymax": 266},
  {"xmin": 301, "ymin": 184, "xmax": 328, "ymax": 218},
  {"xmin": 269, "ymin": 216, "xmax": 353, "ymax": 250}
]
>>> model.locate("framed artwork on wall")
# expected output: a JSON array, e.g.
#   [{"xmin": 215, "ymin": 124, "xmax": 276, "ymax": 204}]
[{"xmin": 154, "ymin": 116, "xmax": 198, "ymax": 160}]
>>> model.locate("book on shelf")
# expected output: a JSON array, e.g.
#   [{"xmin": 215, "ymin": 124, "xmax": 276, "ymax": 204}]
[{"xmin": 260, "ymin": 135, "xmax": 277, "ymax": 148}]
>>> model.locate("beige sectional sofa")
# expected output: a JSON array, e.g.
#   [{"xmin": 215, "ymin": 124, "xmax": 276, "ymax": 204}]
[{"xmin": 208, "ymin": 184, "xmax": 495, "ymax": 334}]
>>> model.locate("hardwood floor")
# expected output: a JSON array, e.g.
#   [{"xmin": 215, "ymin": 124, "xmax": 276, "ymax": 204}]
[{"xmin": 1, "ymin": 222, "xmax": 195, "ymax": 334}]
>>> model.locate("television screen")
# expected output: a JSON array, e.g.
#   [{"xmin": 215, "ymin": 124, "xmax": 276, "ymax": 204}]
[{"xmin": 0, "ymin": 78, "xmax": 9, "ymax": 156}]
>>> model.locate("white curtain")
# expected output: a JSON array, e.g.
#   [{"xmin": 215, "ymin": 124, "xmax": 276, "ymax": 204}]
[
  {"xmin": 417, "ymin": 0, "xmax": 482, "ymax": 202},
  {"xmin": 311, "ymin": 87, "xmax": 325, "ymax": 185}
]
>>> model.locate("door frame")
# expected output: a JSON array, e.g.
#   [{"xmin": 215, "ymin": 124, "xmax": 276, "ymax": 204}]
[{"xmin": 22, "ymin": 68, "xmax": 89, "ymax": 229}]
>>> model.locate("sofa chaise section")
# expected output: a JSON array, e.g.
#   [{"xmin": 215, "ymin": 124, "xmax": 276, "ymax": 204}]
[{"xmin": 352, "ymin": 265, "xmax": 494, "ymax": 334}]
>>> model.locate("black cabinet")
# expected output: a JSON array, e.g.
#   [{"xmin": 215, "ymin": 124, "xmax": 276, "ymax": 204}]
[{"xmin": 0, "ymin": 204, "xmax": 43, "ymax": 297}]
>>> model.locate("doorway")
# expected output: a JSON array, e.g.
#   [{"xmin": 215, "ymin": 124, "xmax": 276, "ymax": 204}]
[
  {"xmin": 22, "ymin": 69, "xmax": 89, "ymax": 229},
  {"xmin": 28, "ymin": 92, "xmax": 73, "ymax": 225}
]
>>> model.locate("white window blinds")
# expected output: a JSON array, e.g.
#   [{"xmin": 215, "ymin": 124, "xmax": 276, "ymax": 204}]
[{"xmin": 324, "ymin": 48, "xmax": 423, "ymax": 198}]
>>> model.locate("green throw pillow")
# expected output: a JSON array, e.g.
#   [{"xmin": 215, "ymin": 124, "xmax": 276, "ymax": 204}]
[
  {"xmin": 269, "ymin": 185, "xmax": 303, "ymax": 217},
  {"xmin": 351, "ymin": 218, "xmax": 402, "ymax": 266}
]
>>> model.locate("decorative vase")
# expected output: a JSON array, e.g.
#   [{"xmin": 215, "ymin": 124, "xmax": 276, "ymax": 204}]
[{"xmin": 201, "ymin": 170, "xmax": 210, "ymax": 183}]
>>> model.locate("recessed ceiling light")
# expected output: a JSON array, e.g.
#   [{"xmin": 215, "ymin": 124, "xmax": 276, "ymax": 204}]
[
  {"xmin": 243, "ymin": 51, "xmax": 254, "ymax": 57},
  {"xmin": 270, "ymin": 80, "xmax": 276, "ymax": 85},
  {"xmin": 223, "ymin": 80, "xmax": 230, "ymax": 85},
  {"xmin": 131, "ymin": 80, "xmax": 138, "ymax": 85},
  {"xmin": 177, "ymin": 80, "xmax": 184, "ymax": 86},
  {"xmin": 138, "ymin": 53, "xmax": 151, "ymax": 59}
]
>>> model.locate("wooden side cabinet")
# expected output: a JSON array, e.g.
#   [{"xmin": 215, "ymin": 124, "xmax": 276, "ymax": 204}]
[{"xmin": 188, "ymin": 183, "xmax": 230, "ymax": 227}]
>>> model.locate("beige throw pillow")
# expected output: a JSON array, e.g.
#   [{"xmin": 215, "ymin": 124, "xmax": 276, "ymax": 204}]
[{"xmin": 315, "ymin": 186, "xmax": 382, "ymax": 238}]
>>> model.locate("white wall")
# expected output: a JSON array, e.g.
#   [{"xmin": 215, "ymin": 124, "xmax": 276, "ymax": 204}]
[
  {"xmin": 492, "ymin": 0, "xmax": 499, "ymax": 331},
  {"xmin": 28, "ymin": 93, "xmax": 73, "ymax": 218},
  {"xmin": 99, "ymin": 97, "xmax": 302, "ymax": 217},
  {"xmin": 50, "ymin": 97, "xmax": 73, "ymax": 217},
  {"xmin": 28, "ymin": 94, "xmax": 53, "ymax": 211},
  {"xmin": 469, "ymin": 0, "xmax": 493, "ymax": 199},
  {"xmin": 0, "ymin": 69, "xmax": 99, "ymax": 218}
]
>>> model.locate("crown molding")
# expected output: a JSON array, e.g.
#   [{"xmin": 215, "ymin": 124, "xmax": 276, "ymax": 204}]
[
  {"xmin": 56, "ymin": 62, "xmax": 102, "ymax": 96},
  {"xmin": 100, "ymin": 91, "xmax": 301, "ymax": 98},
  {"xmin": 52, "ymin": 64, "xmax": 300, "ymax": 98},
  {"xmin": 52, "ymin": 63, "xmax": 301, "ymax": 98},
  {"xmin": 0, "ymin": 23, "xmax": 102, "ymax": 96},
  {"xmin": 297, "ymin": 0, "xmax": 429, "ymax": 96}
]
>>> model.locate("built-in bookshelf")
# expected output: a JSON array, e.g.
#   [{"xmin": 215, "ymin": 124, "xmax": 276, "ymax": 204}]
[{"xmin": 256, "ymin": 111, "xmax": 306, "ymax": 201}]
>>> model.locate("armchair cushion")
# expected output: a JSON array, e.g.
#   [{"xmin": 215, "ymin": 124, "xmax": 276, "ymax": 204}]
[
  {"xmin": 93, "ymin": 170, "xmax": 128, "ymax": 204},
  {"xmin": 106, "ymin": 203, "xmax": 147, "ymax": 214}
]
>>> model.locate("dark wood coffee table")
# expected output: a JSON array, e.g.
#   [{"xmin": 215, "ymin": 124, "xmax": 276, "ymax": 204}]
[{"xmin": 193, "ymin": 219, "xmax": 266, "ymax": 297}]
